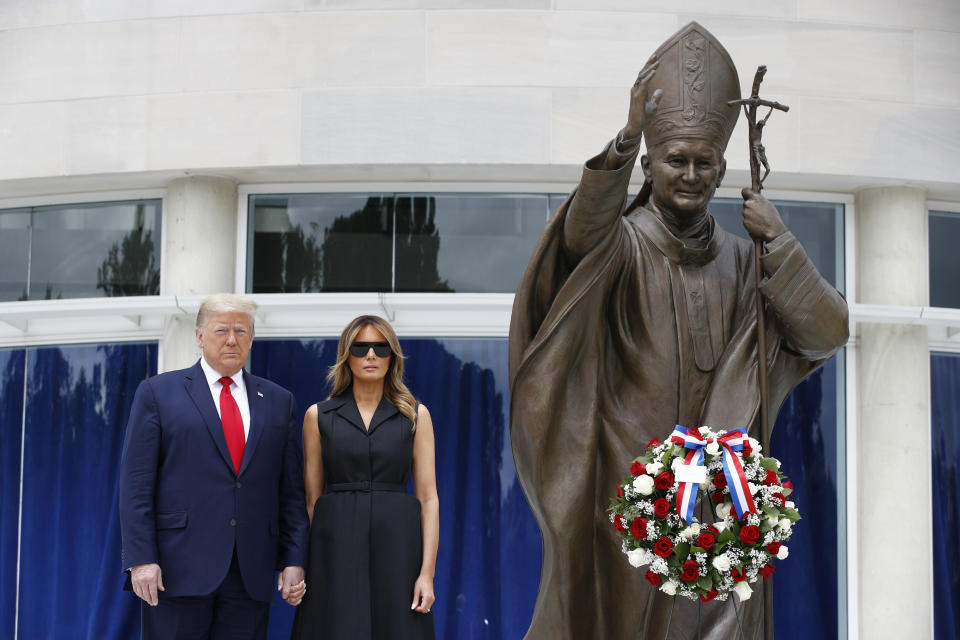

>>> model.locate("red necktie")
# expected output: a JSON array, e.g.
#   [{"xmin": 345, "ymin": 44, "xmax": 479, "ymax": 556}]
[{"xmin": 218, "ymin": 377, "xmax": 245, "ymax": 474}]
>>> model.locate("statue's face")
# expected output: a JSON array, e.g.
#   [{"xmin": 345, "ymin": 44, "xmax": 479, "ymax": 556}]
[{"xmin": 641, "ymin": 138, "xmax": 726, "ymax": 219}]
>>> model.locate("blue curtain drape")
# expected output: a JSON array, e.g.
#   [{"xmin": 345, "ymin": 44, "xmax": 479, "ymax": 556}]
[
  {"xmin": 1, "ymin": 338, "xmax": 841, "ymax": 639},
  {"xmin": 2, "ymin": 343, "xmax": 156, "ymax": 640},
  {"xmin": 932, "ymin": 353, "xmax": 960, "ymax": 640},
  {"xmin": 0, "ymin": 349, "xmax": 26, "ymax": 640},
  {"xmin": 770, "ymin": 358, "xmax": 840, "ymax": 639}
]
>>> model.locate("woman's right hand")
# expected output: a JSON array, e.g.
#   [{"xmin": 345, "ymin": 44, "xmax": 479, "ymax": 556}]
[{"xmin": 623, "ymin": 54, "xmax": 663, "ymax": 140}]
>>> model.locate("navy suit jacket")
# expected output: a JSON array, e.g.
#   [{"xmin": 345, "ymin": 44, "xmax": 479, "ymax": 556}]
[{"xmin": 118, "ymin": 360, "xmax": 308, "ymax": 602}]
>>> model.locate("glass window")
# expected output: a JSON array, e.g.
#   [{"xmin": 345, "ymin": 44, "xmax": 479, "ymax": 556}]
[
  {"xmin": 248, "ymin": 194, "xmax": 393, "ymax": 293},
  {"xmin": 0, "ymin": 209, "xmax": 30, "ymax": 301},
  {"xmin": 249, "ymin": 193, "xmax": 551, "ymax": 294},
  {"xmin": 930, "ymin": 211, "xmax": 960, "ymax": 308},
  {"xmin": 711, "ymin": 198, "xmax": 844, "ymax": 290},
  {"xmin": 395, "ymin": 194, "xmax": 549, "ymax": 293},
  {"xmin": 0, "ymin": 200, "xmax": 162, "ymax": 302}
]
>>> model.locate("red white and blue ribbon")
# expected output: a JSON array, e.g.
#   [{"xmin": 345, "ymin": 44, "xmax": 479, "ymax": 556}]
[{"xmin": 669, "ymin": 426, "xmax": 757, "ymax": 523}]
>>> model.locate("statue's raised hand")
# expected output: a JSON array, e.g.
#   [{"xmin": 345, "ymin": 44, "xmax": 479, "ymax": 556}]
[{"xmin": 624, "ymin": 55, "xmax": 663, "ymax": 140}]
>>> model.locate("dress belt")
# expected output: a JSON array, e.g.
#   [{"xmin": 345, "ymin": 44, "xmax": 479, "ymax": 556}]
[{"xmin": 326, "ymin": 481, "xmax": 406, "ymax": 493}]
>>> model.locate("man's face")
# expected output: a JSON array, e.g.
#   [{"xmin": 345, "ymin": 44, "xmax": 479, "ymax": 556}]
[
  {"xmin": 641, "ymin": 138, "xmax": 726, "ymax": 219},
  {"xmin": 195, "ymin": 311, "xmax": 253, "ymax": 377}
]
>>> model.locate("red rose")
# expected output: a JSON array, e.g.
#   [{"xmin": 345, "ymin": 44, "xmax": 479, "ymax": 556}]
[
  {"xmin": 711, "ymin": 492, "xmax": 725, "ymax": 504},
  {"xmin": 712, "ymin": 473, "xmax": 727, "ymax": 490},
  {"xmin": 697, "ymin": 532, "xmax": 716, "ymax": 550},
  {"xmin": 759, "ymin": 564, "xmax": 775, "ymax": 580},
  {"xmin": 742, "ymin": 441, "xmax": 753, "ymax": 457},
  {"xmin": 616, "ymin": 485, "xmax": 624, "ymax": 498},
  {"xmin": 645, "ymin": 570, "xmax": 662, "ymax": 586},
  {"xmin": 707, "ymin": 525, "xmax": 719, "ymax": 535},
  {"xmin": 614, "ymin": 514, "xmax": 626, "ymax": 533},
  {"xmin": 653, "ymin": 498, "xmax": 670, "ymax": 518},
  {"xmin": 630, "ymin": 517, "xmax": 648, "ymax": 541},
  {"xmin": 680, "ymin": 560, "xmax": 700, "ymax": 582},
  {"xmin": 772, "ymin": 492, "xmax": 786, "ymax": 508},
  {"xmin": 699, "ymin": 589, "xmax": 718, "ymax": 602},
  {"xmin": 739, "ymin": 525, "xmax": 760, "ymax": 545},
  {"xmin": 764, "ymin": 469, "xmax": 779, "ymax": 486},
  {"xmin": 654, "ymin": 472, "xmax": 674, "ymax": 490},
  {"xmin": 647, "ymin": 437, "xmax": 662, "ymax": 449},
  {"xmin": 730, "ymin": 567, "xmax": 746, "ymax": 582},
  {"xmin": 783, "ymin": 479, "xmax": 794, "ymax": 492},
  {"xmin": 653, "ymin": 536, "xmax": 673, "ymax": 558},
  {"xmin": 630, "ymin": 461, "xmax": 646, "ymax": 477},
  {"xmin": 766, "ymin": 542, "xmax": 782, "ymax": 555}
]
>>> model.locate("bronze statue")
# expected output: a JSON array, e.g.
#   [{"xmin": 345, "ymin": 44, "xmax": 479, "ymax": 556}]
[{"xmin": 508, "ymin": 22, "xmax": 848, "ymax": 640}]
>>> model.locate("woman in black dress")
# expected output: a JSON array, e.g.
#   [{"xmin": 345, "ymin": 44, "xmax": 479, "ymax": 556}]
[{"xmin": 291, "ymin": 315, "xmax": 438, "ymax": 639}]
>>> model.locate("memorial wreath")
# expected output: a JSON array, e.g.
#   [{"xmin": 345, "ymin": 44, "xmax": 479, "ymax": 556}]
[{"xmin": 608, "ymin": 426, "xmax": 801, "ymax": 603}]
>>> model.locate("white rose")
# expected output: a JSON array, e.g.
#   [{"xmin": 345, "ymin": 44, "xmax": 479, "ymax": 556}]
[
  {"xmin": 699, "ymin": 426, "xmax": 711, "ymax": 435},
  {"xmin": 785, "ymin": 501, "xmax": 795, "ymax": 509},
  {"xmin": 627, "ymin": 548, "xmax": 648, "ymax": 568},
  {"xmin": 645, "ymin": 461, "xmax": 663, "ymax": 476},
  {"xmin": 713, "ymin": 521, "xmax": 727, "ymax": 533},
  {"xmin": 748, "ymin": 482, "xmax": 760, "ymax": 496},
  {"xmin": 717, "ymin": 503, "xmax": 732, "ymax": 518},
  {"xmin": 705, "ymin": 441, "xmax": 721, "ymax": 456},
  {"xmin": 660, "ymin": 580, "xmax": 678, "ymax": 596},
  {"xmin": 766, "ymin": 514, "xmax": 779, "ymax": 527},
  {"xmin": 778, "ymin": 518, "xmax": 791, "ymax": 530},
  {"xmin": 711, "ymin": 555, "xmax": 731, "ymax": 572},
  {"xmin": 671, "ymin": 457, "xmax": 683, "ymax": 471},
  {"xmin": 633, "ymin": 474, "xmax": 655, "ymax": 495},
  {"xmin": 777, "ymin": 545, "xmax": 789, "ymax": 560},
  {"xmin": 732, "ymin": 581, "xmax": 753, "ymax": 602},
  {"xmin": 748, "ymin": 437, "xmax": 761, "ymax": 454}
]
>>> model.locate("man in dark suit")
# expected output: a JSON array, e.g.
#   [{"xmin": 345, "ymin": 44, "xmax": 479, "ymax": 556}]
[{"xmin": 119, "ymin": 293, "xmax": 309, "ymax": 639}]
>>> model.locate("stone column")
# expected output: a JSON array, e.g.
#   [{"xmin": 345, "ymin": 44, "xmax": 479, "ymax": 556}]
[
  {"xmin": 855, "ymin": 186, "xmax": 929, "ymax": 638},
  {"xmin": 160, "ymin": 176, "xmax": 238, "ymax": 372}
]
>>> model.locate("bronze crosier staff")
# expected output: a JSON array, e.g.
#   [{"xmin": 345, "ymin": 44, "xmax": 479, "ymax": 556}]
[{"xmin": 729, "ymin": 64, "xmax": 789, "ymax": 640}]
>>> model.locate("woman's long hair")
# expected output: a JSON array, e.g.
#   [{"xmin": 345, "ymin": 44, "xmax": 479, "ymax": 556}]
[{"xmin": 326, "ymin": 315, "xmax": 418, "ymax": 427}]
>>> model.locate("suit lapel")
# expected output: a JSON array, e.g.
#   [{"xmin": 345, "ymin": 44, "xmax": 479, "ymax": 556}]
[
  {"xmin": 238, "ymin": 372, "xmax": 266, "ymax": 476},
  {"xmin": 184, "ymin": 362, "xmax": 235, "ymax": 474}
]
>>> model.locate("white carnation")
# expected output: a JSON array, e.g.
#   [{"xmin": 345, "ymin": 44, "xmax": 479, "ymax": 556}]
[
  {"xmin": 627, "ymin": 548, "xmax": 648, "ymax": 568},
  {"xmin": 633, "ymin": 475, "xmax": 655, "ymax": 495},
  {"xmin": 660, "ymin": 580, "xmax": 678, "ymax": 596},
  {"xmin": 699, "ymin": 426, "xmax": 711, "ymax": 436},
  {"xmin": 748, "ymin": 437, "xmax": 761, "ymax": 454},
  {"xmin": 777, "ymin": 545, "xmax": 789, "ymax": 560},
  {"xmin": 671, "ymin": 457, "xmax": 683, "ymax": 472},
  {"xmin": 712, "ymin": 555, "xmax": 731, "ymax": 572},
  {"xmin": 705, "ymin": 441, "xmax": 721, "ymax": 456},
  {"xmin": 778, "ymin": 518, "xmax": 792, "ymax": 530},
  {"xmin": 748, "ymin": 482, "xmax": 760, "ymax": 496},
  {"xmin": 732, "ymin": 581, "xmax": 753, "ymax": 602}
]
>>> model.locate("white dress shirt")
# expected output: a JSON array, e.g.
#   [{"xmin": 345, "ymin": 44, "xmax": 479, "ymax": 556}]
[{"xmin": 199, "ymin": 357, "xmax": 251, "ymax": 440}]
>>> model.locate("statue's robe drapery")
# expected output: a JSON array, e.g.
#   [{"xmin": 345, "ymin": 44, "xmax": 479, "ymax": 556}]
[{"xmin": 508, "ymin": 138, "xmax": 848, "ymax": 640}]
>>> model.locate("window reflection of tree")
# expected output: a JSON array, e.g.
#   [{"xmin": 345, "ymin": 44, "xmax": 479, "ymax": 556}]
[
  {"xmin": 319, "ymin": 197, "xmax": 393, "ymax": 292},
  {"xmin": 95, "ymin": 204, "xmax": 160, "ymax": 296},
  {"xmin": 395, "ymin": 196, "xmax": 452, "ymax": 292}
]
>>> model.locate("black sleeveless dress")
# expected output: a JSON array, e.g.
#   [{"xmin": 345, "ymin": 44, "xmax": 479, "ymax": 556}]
[{"xmin": 290, "ymin": 392, "xmax": 435, "ymax": 640}]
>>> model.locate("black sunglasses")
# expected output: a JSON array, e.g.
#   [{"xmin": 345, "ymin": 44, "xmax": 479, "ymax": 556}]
[{"xmin": 349, "ymin": 341, "xmax": 392, "ymax": 358}]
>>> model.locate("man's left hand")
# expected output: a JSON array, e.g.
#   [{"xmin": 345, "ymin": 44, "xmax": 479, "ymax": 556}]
[
  {"xmin": 742, "ymin": 188, "xmax": 787, "ymax": 242},
  {"xmin": 278, "ymin": 566, "xmax": 306, "ymax": 606}
]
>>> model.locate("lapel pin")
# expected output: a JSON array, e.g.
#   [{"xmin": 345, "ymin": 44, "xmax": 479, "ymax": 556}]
[{"xmin": 257, "ymin": 391, "xmax": 264, "ymax": 398}]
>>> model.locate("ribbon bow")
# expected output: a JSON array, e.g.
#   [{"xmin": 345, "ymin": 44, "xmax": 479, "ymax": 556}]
[{"xmin": 669, "ymin": 426, "xmax": 757, "ymax": 524}]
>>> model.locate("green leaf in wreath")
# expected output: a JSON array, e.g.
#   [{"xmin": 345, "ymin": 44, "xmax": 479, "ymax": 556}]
[
  {"xmin": 783, "ymin": 508, "xmax": 802, "ymax": 522},
  {"xmin": 762, "ymin": 506, "xmax": 780, "ymax": 519},
  {"xmin": 718, "ymin": 528, "xmax": 735, "ymax": 544},
  {"xmin": 690, "ymin": 545, "xmax": 706, "ymax": 554},
  {"xmin": 782, "ymin": 486, "xmax": 793, "ymax": 497},
  {"xmin": 759, "ymin": 457, "xmax": 780, "ymax": 471},
  {"xmin": 674, "ymin": 541, "xmax": 691, "ymax": 559},
  {"xmin": 760, "ymin": 520, "xmax": 773, "ymax": 535},
  {"xmin": 698, "ymin": 576, "xmax": 714, "ymax": 591}
]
